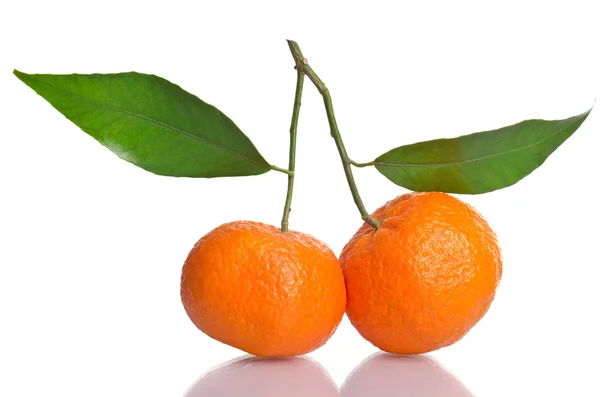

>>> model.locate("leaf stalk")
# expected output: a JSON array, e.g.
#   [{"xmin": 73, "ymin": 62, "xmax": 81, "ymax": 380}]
[
  {"xmin": 271, "ymin": 165, "xmax": 294, "ymax": 176},
  {"xmin": 350, "ymin": 159, "xmax": 376, "ymax": 168}
]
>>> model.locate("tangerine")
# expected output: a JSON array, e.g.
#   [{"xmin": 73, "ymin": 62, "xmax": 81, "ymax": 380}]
[
  {"xmin": 181, "ymin": 221, "xmax": 346, "ymax": 357},
  {"xmin": 340, "ymin": 192, "xmax": 502, "ymax": 354}
]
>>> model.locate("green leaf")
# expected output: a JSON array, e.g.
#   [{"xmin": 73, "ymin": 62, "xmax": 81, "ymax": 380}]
[
  {"xmin": 375, "ymin": 108, "xmax": 592, "ymax": 194},
  {"xmin": 14, "ymin": 70, "xmax": 272, "ymax": 177}
]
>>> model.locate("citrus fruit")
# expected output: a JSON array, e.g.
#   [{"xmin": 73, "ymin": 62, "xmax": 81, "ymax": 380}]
[
  {"xmin": 181, "ymin": 220, "xmax": 346, "ymax": 357},
  {"xmin": 185, "ymin": 356, "xmax": 338, "ymax": 397},
  {"xmin": 341, "ymin": 353, "xmax": 475, "ymax": 397},
  {"xmin": 340, "ymin": 192, "xmax": 502, "ymax": 354}
]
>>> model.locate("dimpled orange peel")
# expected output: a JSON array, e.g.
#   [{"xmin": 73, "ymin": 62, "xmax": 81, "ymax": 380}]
[
  {"xmin": 181, "ymin": 221, "xmax": 347, "ymax": 357},
  {"xmin": 340, "ymin": 192, "xmax": 502, "ymax": 354}
]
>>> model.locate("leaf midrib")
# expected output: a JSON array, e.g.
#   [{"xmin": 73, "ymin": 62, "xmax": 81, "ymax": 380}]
[
  {"xmin": 21, "ymin": 73, "xmax": 269, "ymax": 169},
  {"xmin": 376, "ymin": 117, "xmax": 584, "ymax": 169}
]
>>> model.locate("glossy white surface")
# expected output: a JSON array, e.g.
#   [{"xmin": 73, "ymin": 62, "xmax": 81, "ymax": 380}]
[{"xmin": 1, "ymin": 1, "xmax": 599, "ymax": 396}]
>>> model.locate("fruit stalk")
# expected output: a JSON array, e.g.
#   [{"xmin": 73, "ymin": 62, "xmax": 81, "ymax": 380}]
[
  {"xmin": 286, "ymin": 40, "xmax": 381, "ymax": 229},
  {"xmin": 281, "ymin": 68, "xmax": 305, "ymax": 232}
]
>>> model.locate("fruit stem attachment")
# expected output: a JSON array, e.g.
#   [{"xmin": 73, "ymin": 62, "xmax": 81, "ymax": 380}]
[
  {"xmin": 281, "ymin": 64, "xmax": 305, "ymax": 232},
  {"xmin": 286, "ymin": 40, "xmax": 381, "ymax": 229}
]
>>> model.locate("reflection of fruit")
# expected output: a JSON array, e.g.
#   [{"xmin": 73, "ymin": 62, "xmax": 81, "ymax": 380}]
[
  {"xmin": 341, "ymin": 192, "xmax": 502, "ymax": 354},
  {"xmin": 340, "ymin": 353, "xmax": 475, "ymax": 397},
  {"xmin": 181, "ymin": 221, "xmax": 346, "ymax": 357},
  {"xmin": 185, "ymin": 356, "xmax": 338, "ymax": 397}
]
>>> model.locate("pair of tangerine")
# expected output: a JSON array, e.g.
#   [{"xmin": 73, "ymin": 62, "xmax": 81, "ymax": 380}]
[{"xmin": 180, "ymin": 191, "xmax": 502, "ymax": 356}]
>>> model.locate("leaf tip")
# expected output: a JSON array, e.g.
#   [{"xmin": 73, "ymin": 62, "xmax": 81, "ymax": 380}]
[
  {"xmin": 579, "ymin": 102, "xmax": 594, "ymax": 122},
  {"xmin": 13, "ymin": 70, "xmax": 35, "ymax": 86}
]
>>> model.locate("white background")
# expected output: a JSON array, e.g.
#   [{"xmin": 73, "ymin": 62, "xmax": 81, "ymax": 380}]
[{"xmin": 1, "ymin": 1, "xmax": 599, "ymax": 396}]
